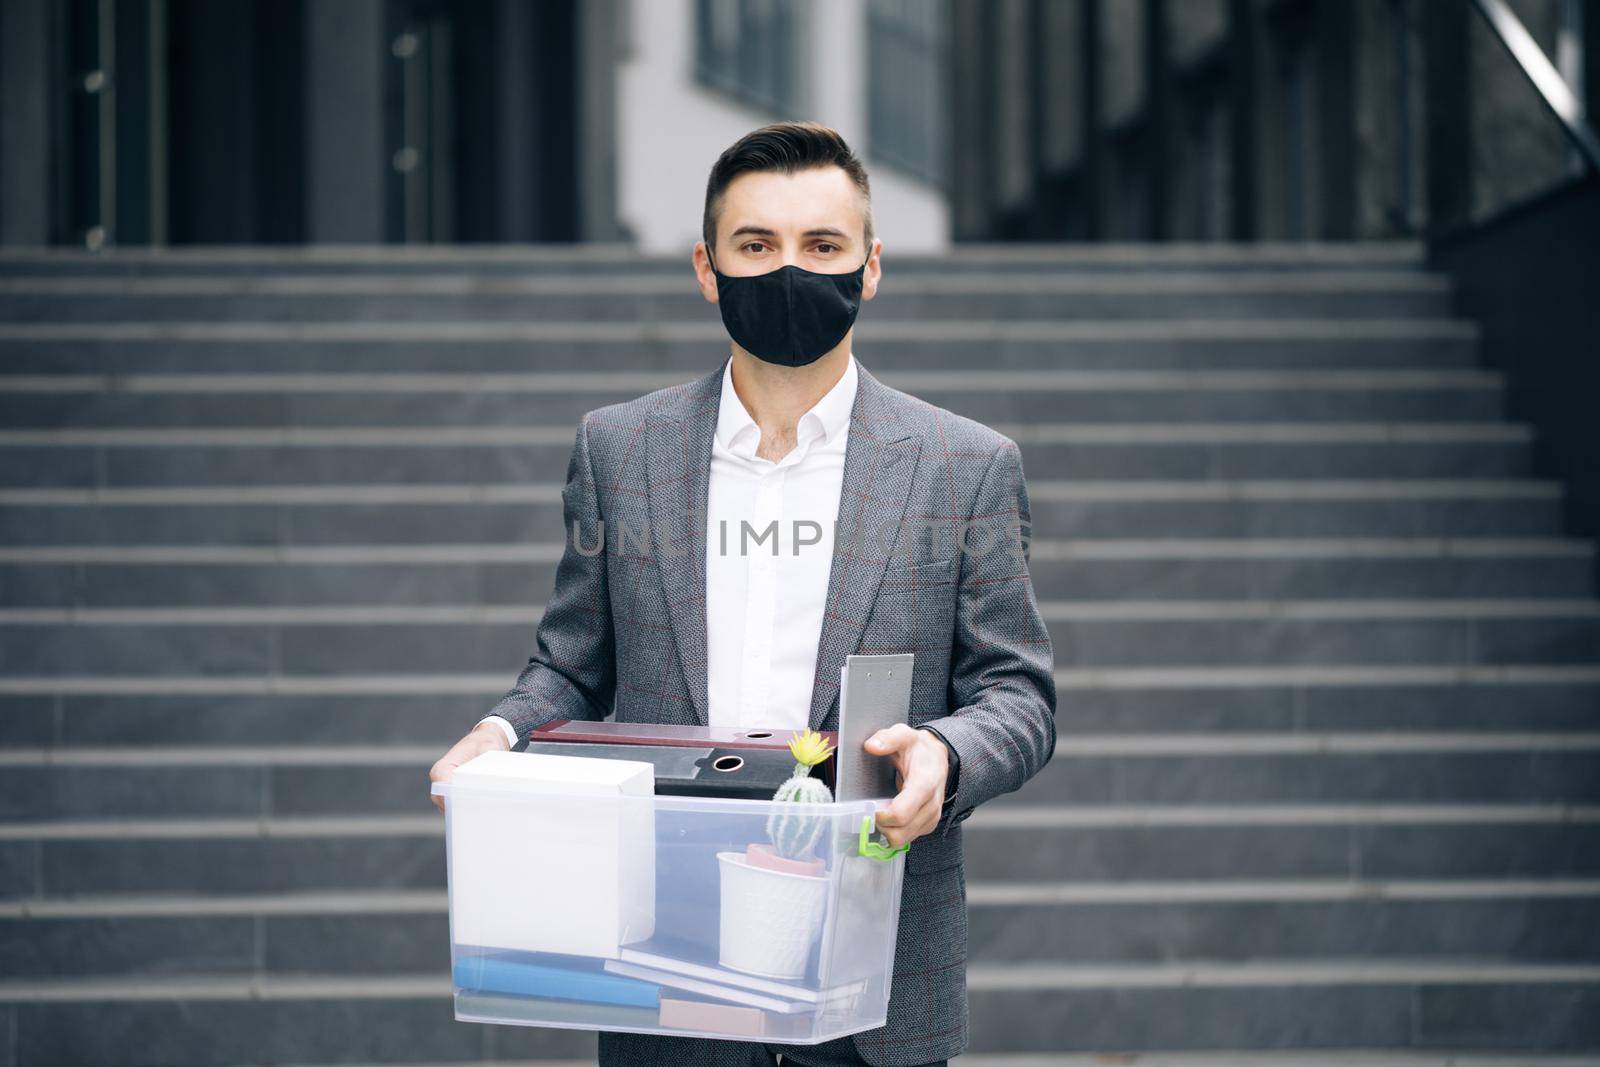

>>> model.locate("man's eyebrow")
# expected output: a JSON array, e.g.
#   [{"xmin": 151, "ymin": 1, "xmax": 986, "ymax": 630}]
[{"xmin": 728, "ymin": 225, "xmax": 853, "ymax": 240}]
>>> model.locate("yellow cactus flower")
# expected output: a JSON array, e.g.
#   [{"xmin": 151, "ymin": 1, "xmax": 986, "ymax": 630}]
[{"xmin": 786, "ymin": 727, "xmax": 835, "ymax": 770}]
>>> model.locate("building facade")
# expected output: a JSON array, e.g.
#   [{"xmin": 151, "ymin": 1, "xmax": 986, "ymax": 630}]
[{"xmin": 1, "ymin": 0, "xmax": 1594, "ymax": 251}]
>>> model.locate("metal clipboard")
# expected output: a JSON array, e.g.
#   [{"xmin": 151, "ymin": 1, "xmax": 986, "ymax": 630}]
[{"xmin": 832, "ymin": 652, "xmax": 914, "ymax": 803}]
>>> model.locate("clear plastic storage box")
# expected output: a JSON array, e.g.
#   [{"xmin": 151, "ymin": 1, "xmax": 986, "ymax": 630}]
[{"xmin": 431, "ymin": 754, "xmax": 908, "ymax": 1045}]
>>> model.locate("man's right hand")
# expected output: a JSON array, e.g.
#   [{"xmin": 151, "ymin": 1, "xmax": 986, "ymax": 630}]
[{"xmin": 429, "ymin": 722, "xmax": 512, "ymax": 812}]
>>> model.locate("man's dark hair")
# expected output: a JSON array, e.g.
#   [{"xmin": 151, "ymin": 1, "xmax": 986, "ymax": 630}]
[{"xmin": 702, "ymin": 121, "xmax": 874, "ymax": 261}]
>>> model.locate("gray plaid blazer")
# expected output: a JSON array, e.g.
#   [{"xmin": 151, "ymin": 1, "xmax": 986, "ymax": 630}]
[{"xmin": 486, "ymin": 356, "xmax": 1058, "ymax": 1065}]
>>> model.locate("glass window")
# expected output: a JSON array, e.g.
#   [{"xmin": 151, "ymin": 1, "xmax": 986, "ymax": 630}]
[
  {"xmin": 866, "ymin": 0, "xmax": 950, "ymax": 187},
  {"xmin": 695, "ymin": 0, "xmax": 805, "ymax": 116}
]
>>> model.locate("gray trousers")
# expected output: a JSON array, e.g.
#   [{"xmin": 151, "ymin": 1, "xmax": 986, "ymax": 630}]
[{"xmin": 597, "ymin": 1031, "xmax": 947, "ymax": 1066}]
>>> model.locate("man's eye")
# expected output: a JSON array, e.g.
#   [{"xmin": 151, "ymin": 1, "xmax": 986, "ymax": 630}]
[{"xmin": 815, "ymin": 244, "xmax": 837, "ymax": 254}]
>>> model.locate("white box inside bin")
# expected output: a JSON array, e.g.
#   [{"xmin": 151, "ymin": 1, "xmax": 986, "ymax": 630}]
[{"xmin": 444, "ymin": 750, "xmax": 656, "ymax": 958}]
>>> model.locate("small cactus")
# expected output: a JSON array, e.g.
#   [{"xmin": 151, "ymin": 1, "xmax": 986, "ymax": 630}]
[{"xmin": 765, "ymin": 728, "xmax": 836, "ymax": 861}]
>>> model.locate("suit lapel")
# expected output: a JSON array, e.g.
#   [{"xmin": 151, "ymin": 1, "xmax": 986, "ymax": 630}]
[
  {"xmin": 645, "ymin": 360, "xmax": 724, "ymax": 727},
  {"xmin": 808, "ymin": 364, "xmax": 921, "ymax": 732}
]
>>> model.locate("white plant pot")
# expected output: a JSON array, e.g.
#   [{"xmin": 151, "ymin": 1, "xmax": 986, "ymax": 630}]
[{"xmin": 716, "ymin": 850, "xmax": 830, "ymax": 980}]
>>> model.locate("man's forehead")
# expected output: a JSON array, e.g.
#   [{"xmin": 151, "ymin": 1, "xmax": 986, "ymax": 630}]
[{"xmin": 720, "ymin": 170, "xmax": 865, "ymax": 238}]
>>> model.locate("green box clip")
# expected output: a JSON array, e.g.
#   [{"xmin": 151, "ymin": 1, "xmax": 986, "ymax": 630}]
[{"xmin": 857, "ymin": 813, "xmax": 910, "ymax": 861}]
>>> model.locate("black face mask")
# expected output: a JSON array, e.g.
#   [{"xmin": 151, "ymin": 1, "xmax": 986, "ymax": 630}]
[{"xmin": 706, "ymin": 247, "xmax": 869, "ymax": 368}]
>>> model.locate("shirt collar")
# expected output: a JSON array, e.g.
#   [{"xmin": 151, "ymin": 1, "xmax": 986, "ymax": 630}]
[{"xmin": 715, "ymin": 352, "xmax": 858, "ymax": 455}]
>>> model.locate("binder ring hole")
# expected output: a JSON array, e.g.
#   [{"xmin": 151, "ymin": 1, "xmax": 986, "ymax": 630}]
[{"xmin": 712, "ymin": 755, "xmax": 744, "ymax": 773}]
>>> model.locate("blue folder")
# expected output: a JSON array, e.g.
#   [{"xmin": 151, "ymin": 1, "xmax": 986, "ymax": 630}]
[{"xmin": 453, "ymin": 952, "xmax": 661, "ymax": 1009}]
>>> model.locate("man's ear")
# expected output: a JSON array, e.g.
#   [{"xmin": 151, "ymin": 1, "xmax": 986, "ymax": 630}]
[
  {"xmin": 697, "ymin": 241, "xmax": 721, "ymax": 303},
  {"xmin": 862, "ymin": 239, "xmax": 882, "ymax": 300}
]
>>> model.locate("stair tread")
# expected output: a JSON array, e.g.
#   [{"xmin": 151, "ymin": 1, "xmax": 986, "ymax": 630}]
[{"xmin": 3, "ymin": 957, "xmax": 1598, "ymax": 1003}]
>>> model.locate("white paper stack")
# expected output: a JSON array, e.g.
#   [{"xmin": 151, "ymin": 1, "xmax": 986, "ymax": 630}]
[{"xmin": 446, "ymin": 750, "xmax": 656, "ymax": 958}]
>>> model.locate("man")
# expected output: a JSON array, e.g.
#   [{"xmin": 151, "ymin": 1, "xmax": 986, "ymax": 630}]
[{"xmin": 429, "ymin": 121, "xmax": 1057, "ymax": 1066}]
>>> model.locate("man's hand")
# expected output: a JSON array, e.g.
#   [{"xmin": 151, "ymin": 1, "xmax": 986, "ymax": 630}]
[
  {"xmin": 864, "ymin": 723, "xmax": 950, "ymax": 848},
  {"xmin": 429, "ymin": 722, "xmax": 512, "ymax": 812}
]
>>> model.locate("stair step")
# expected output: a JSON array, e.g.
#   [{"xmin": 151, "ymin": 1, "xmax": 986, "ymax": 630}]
[
  {"xmin": 5, "ymin": 805, "xmax": 1599, "ymax": 892},
  {"xmin": 966, "ymin": 880, "xmax": 1600, "ymax": 965},
  {"xmin": 0, "ymin": 272, "xmax": 1455, "ymax": 322},
  {"xmin": 0, "ymin": 422, "xmax": 1531, "ymax": 446},
  {"xmin": 1009, "ymin": 730, "xmax": 1600, "ymax": 805},
  {"xmin": 0, "ymin": 972, "xmax": 588, "ymax": 1064},
  {"xmin": 961, "ymin": 960, "xmax": 1600, "ymax": 1053},
  {"xmin": 14, "ymin": 968, "xmax": 1596, "ymax": 1063},
  {"xmin": 0, "ymin": 483, "xmax": 1568, "ymax": 547},
  {"xmin": 0, "ymin": 478, "xmax": 1565, "ymax": 544},
  {"xmin": 0, "ymin": 269, "xmax": 1453, "ymax": 294},
  {"xmin": 5, "ymin": 675, "xmax": 1598, "ymax": 750},
  {"xmin": 962, "ymin": 804, "xmax": 1600, "ymax": 880},
  {"xmin": 5, "ymin": 665, "xmax": 1597, "ymax": 697},
  {"xmin": 0, "ymin": 319, "xmax": 1481, "ymax": 374},
  {"xmin": 0, "ymin": 438, "xmax": 1527, "ymax": 493},
  {"xmin": 4, "ymin": 593, "xmax": 1597, "ymax": 665},
  {"xmin": 1041, "ymin": 611, "xmax": 1600, "ymax": 667},
  {"xmin": 0, "ymin": 432, "xmax": 1533, "ymax": 487},
  {"xmin": 0, "ymin": 373, "xmax": 1516, "ymax": 466},
  {"xmin": 4, "ymin": 733, "xmax": 1598, "ymax": 820},
  {"xmin": 6, "ymin": 597, "xmax": 1595, "ymax": 620},
  {"xmin": 1, "ymin": 539, "xmax": 1589, "ymax": 605},
  {"xmin": 0, "ymin": 291, "xmax": 1455, "ymax": 324},
  {"xmin": 953, "ymin": 1055, "xmax": 1600, "ymax": 1067},
  {"xmin": 0, "ymin": 961, "xmax": 1594, "ymax": 1061},
  {"xmin": 0, "ymin": 240, "xmax": 1429, "ymax": 274},
  {"xmin": 6, "ymin": 880, "xmax": 1599, "ymax": 979},
  {"xmin": 1038, "ymin": 678, "xmax": 1600, "ymax": 733},
  {"xmin": 4, "ymin": 610, "xmax": 1598, "ymax": 676},
  {"xmin": 0, "ymin": 392, "xmax": 1531, "ymax": 444}
]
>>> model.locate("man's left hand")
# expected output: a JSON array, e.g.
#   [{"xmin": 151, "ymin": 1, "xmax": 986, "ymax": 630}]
[{"xmin": 864, "ymin": 723, "xmax": 950, "ymax": 848}]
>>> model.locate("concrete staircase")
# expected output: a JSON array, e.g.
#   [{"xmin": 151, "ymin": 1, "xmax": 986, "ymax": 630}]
[{"xmin": 1, "ymin": 243, "xmax": 1597, "ymax": 1066}]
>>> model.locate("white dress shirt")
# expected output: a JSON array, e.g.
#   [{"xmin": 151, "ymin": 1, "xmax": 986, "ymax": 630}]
[{"xmin": 477, "ymin": 353, "xmax": 857, "ymax": 746}]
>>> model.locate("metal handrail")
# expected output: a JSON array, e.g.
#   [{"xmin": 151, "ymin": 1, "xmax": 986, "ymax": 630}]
[{"xmin": 1470, "ymin": 0, "xmax": 1600, "ymax": 174}]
